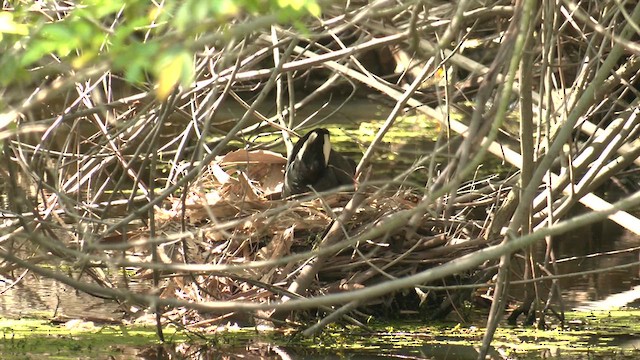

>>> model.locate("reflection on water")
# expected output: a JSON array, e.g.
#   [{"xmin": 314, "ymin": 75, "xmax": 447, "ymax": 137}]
[
  {"xmin": 509, "ymin": 220, "xmax": 640, "ymax": 311},
  {"xmin": 98, "ymin": 339, "xmax": 637, "ymax": 360},
  {"xmin": 554, "ymin": 221, "xmax": 640, "ymax": 309},
  {"xmin": 108, "ymin": 342, "xmax": 508, "ymax": 360},
  {"xmin": 0, "ymin": 275, "xmax": 123, "ymax": 320}
]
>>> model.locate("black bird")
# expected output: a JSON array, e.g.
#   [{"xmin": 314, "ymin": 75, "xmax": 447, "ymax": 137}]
[{"xmin": 282, "ymin": 128, "xmax": 356, "ymax": 197}]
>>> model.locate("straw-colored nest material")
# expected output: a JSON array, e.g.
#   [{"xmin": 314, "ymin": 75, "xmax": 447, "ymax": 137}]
[{"xmin": 148, "ymin": 150, "xmax": 489, "ymax": 319}]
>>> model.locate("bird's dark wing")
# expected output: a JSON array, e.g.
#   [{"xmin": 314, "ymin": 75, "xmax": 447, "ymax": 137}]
[
  {"xmin": 283, "ymin": 158, "xmax": 314, "ymax": 196},
  {"xmin": 327, "ymin": 150, "xmax": 356, "ymax": 187}
]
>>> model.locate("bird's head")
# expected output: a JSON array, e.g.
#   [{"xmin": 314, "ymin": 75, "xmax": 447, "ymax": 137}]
[{"xmin": 292, "ymin": 128, "xmax": 331, "ymax": 172}]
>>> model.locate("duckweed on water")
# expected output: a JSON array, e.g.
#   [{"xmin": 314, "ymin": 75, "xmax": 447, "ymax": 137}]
[
  {"xmin": 0, "ymin": 317, "xmax": 157, "ymax": 359},
  {"xmin": 3, "ymin": 310, "xmax": 640, "ymax": 359},
  {"xmin": 296, "ymin": 310, "xmax": 640, "ymax": 358}
]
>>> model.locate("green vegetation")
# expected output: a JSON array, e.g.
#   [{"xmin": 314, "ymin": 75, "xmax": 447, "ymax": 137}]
[
  {"xmin": 0, "ymin": 317, "xmax": 172, "ymax": 359},
  {"xmin": 3, "ymin": 310, "xmax": 640, "ymax": 359},
  {"xmin": 1, "ymin": 0, "xmax": 319, "ymax": 93}
]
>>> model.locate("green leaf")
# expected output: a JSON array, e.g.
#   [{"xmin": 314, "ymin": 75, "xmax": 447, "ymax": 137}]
[
  {"xmin": 114, "ymin": 41, "xmax": 160, "ymax": 83},
  {"xmin": 21, "ymin": 39, "xmax": 57, "ymax": 66},
  {"xmin": 210, "ymin": 0, "xmax": 239, "ymax": 17},
  {"xmin": 154, "ymin": 49, "xmax": 193, "ymax": 100},
  {"xmin": 0, "ymin": 11, "xmax": 29, "ymax": 36}
]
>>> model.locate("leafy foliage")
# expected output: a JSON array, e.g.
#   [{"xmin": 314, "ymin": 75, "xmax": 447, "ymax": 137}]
[{"xmin": 1, "ymin": 0, "xmax": 321, "ymax": 97}]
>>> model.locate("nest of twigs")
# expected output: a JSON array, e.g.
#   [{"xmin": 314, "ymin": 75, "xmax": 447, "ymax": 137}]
[{"xmin": 132, "ymin": 148, "xmax": 502, "ymax": 326}]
